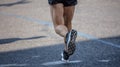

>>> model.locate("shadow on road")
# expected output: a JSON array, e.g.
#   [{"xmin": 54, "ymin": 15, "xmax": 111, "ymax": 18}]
[
  {"xmin": 0, "ymin": 36, "xmax": 46, "ymax": 44},
  {"xmin": 0, "ymin": 36, "xmax": 120, "ymax": 67},
  {"xmin": 0, "ymin": 0, "xmax": 30, "ymax": 7}
]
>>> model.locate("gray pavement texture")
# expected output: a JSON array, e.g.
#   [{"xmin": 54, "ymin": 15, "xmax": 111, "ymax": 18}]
[{"xmin": 0, "ymin": 0, "xmax": 120, "ymax": 67}]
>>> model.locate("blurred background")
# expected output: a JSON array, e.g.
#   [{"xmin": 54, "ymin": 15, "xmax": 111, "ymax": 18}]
[{"xmin": 0, "ymin": 0, "xmax": 120, "ymax": 67}]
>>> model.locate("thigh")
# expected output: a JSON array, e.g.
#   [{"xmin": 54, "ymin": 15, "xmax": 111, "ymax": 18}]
[
  {"xmin": 64, "ymin": 6, "xmax": 75, "ymax": 23},
  {"xmin": 50, "ymin": 4, "xmax": 64, "ymax": 27},
  {"xmin": 64, "ymin": 6, "xmax": 75, "ymax": 31}
]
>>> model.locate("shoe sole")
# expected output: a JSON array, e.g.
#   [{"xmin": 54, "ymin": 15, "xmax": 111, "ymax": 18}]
[
  {"xmin": 68, "ymin": 30, "xmax": 77, "ymax": 55},
  {"xmin": 61, "ymin": 51, "xmax": 69, "ymax": 61}
]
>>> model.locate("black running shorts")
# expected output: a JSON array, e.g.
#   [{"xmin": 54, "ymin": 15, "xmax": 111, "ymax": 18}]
[{"xmin": 48, "ymin": 0, "xmax": 77, "ymax": 7}]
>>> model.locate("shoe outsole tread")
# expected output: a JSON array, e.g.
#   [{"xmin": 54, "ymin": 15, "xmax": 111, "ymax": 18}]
[
  {"xmin": 62, "ymin": 29, "xmax": 77, "ymax": 61},
  {"xmin": 68, "ymin": 30, "xmax": 77, "ymax": 55}
]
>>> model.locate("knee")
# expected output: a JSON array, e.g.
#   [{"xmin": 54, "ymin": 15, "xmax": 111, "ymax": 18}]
[
  {"xmin": 54, "ymin": 25, "xmax": 67, "ymax": 34},
  {"xmin": 54, "ymin": 25, "xmax": 63, "ymax": 34}
]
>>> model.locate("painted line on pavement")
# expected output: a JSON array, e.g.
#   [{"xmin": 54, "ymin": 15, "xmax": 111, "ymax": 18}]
[{"xmin": 0, "ymin": 64, "xmax": 28, "ymax": 67}]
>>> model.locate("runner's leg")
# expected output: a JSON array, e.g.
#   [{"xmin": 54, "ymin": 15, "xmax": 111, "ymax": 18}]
[
  {"xmin": 64, "ymin": 6, "xmax": 75, "ymax": 31},
  {"xmin": 50, "ymin": 4, "xmax": 68, "ymax": 51}
]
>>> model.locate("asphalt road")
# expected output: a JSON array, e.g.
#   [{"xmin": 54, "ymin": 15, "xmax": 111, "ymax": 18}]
[{"xmin": 0, "ymin": 0, "xmax": 120, "ymax": 67}]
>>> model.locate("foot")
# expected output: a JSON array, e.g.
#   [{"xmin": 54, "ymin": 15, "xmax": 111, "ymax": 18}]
[
  {"xmin": 65, "ymin": 29, "xmax": 77, "ymax": 55},
  {"xmin": 61, "ymin": 50, "xmax": 69, "ymax": 61}
]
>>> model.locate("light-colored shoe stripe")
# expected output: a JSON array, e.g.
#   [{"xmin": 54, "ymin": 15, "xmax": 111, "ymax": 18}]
[{"xmin": 67, "ymin": 30, "xmax": 72, "ymax": 47}]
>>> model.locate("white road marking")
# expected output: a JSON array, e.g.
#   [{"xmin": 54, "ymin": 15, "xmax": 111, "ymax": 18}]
[
  {"xmin": 42, "ymin": 60, "xmax": 82, "ymax": 66},
  {"xmin": 0, "ymin": 64, "xmax": 28, "ymax": 67}
]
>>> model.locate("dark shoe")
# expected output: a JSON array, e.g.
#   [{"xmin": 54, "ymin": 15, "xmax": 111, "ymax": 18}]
[
  {"xmin": 65, "ymin": 29, "xmax": 77, "ymax": 55},
  {"xmin": 61, "ymin": 50, "xmax": 69, "ymax": 61}
]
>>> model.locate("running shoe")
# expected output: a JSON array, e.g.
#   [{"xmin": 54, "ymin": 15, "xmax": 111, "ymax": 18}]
[
  {"xmin": 65, "ymin": 29, "xmax": 77, "ymax": 55},
  {"xmin": 61, "ymin": 50, "xmax": 69, "ymax": 61}
]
